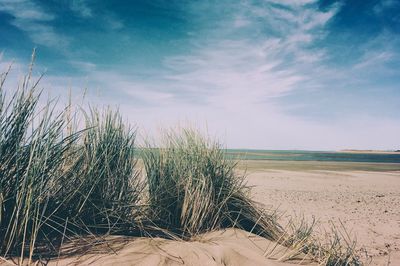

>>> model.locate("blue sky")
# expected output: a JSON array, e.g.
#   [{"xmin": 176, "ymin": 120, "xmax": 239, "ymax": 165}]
[{"xmin": 1, "ymin": 0, "xmax": 399, "ymax": 150}]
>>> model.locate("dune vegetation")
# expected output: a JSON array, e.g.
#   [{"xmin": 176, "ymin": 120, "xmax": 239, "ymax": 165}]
[{"xmin": 0, "ymin": 62, "xmax": 361, "ymax": 265}]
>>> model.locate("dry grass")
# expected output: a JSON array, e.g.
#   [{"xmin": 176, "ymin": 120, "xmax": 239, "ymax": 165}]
[{"xmin": 275, "ymin": 218, "xmax": 362, "ymax": 265}]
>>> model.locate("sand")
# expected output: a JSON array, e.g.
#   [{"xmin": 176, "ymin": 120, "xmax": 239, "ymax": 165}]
[
  {"xmin": 48, "ymin": 168, "xmax": 399, "ymax": 265},
  {"xmin": 1, "ymin": 229, "xmax": 313, "ymax": 266},
  {"xmin": 247, "ymin": 169, "xmax": 400, "ymax": 266},
  {"xmin": 2, "ymin": 166, "xmax": 398, "ymax": 265}
]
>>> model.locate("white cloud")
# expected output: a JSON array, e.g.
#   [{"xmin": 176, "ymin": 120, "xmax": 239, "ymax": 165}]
[
  {"xmin": 106, "ymin": 16, "xmax": 124, "ymax": 30},
  {"xmin": 267, "ymin": 0, "xmax": 317, "ymax": 8},
  {"xmin": 3, "ymin": 1, "xmax": 399, "ymax": 150},
  {"xmin": 233, "ymin": 16, "xmax": 251, "ymax": 28},
  {"xmin": 68, "ymin": 1, "xmax": 124, "ymax": 30},
  {"xmin": 373, "ymin": 0, "xmax": 399, "ymax": 15},
  {"xmin": 0, "ymin": 0, "xmax": 54, "ymax": 21},
  {"xmin": 69, "ymin": 60, "xmax": 97, "ymax": 73},
  {"xmin": 354, "ymin": 51, "xmax": 394, "ymax": 69},
  {"xmin": 70, "ymin": 0, "xmax": 92, "ymax": 18},
  {"xmin": 159, "ymin": 1, "xmax": 337, "ymax": 108},
  {"xmin": 0, "ymin": 0, "xmax": 69, "ymax": 49},
  {"xmin": 354, "ymin": 32, "xmax": 400, "ymax": 71}
]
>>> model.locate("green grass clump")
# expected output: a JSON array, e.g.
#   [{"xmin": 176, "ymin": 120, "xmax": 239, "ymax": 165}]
[
  {"xmin": 61, "ymin": 108, "xmax": 144, "ymax": 234},
  {"xmin": 0, "ymin": 71, "xmax": 76, "ymax": 261},
  {"xmin": 0, "ymin": 64, "xmax": 143, "ymax": 262},
  {"xmin": 142, "ymin": 129, "xmax": 282, "ymax": 239}
]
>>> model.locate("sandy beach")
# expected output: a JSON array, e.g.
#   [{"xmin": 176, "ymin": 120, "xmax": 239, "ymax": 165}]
[
  {"xmin": 1, "ymin": 161, "xmax": 398, "ymax": 265},
  {"xmin": 246, "ymin": 166, "xmax": 400, "ymax": 265},
  {"xmin": 50, "ymin": 164, "xmax": 400, "ymax": 266}
]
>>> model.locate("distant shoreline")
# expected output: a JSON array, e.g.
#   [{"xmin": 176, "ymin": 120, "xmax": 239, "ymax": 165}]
[
  {"xmin": 225, "ymin": 149, "xmax": 400, "ymax": 164},
  {"xmin": 340, "ymin": 149, "xmax": 400, "ymax": 154}
]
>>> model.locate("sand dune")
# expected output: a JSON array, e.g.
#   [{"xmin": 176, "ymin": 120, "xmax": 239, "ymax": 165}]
[{"xmin": 36, "ymin": 229, "xmax": 311, "ymax": 266}]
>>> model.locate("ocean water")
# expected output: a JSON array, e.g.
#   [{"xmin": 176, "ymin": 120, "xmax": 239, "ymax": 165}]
[{"xmin": 226, "ymin": 149, "xmax": 400, "ymax": 163}]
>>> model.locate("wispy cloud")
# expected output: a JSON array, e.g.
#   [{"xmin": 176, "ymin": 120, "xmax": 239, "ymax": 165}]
[
  {"xmin": 353, "ymin": 32, "xmax": 399, "ymax": 72},
  {"xmin": 355, "ymin": 51, "xmax": 394, "ymax": 69},
  {"xmin": 373, "ymin": 0, "xmax": 400, "ymax": 15},
  {"xmin": 0, "ymin": 0, "xmax": 69, "ymax": 49},
  {"xmin": 269, "ymin": 0, "xmax": 317, "ymax": 6},
  {"xmin": 70, "ymin": 0, "xmax": 92, "ymax": 18},
  {"xmin": 0, "ymin": 0, "xmax": 54, "ymax": 20},
  {"xmin": 2, "ymin": 0, "xmax": 399, "ymax": 149},
  {"xmin": 68, "ymin": 0, "xmax": 124, "ymax": 30},
  {"xmin": 159, "ymin": 1, "xmax": 337, "ymax": 108}
]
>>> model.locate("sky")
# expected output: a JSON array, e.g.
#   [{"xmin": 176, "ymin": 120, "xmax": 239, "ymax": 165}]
[{"xmin": 0, "ymin": 0, "xmax": 399, "ymax": 150}]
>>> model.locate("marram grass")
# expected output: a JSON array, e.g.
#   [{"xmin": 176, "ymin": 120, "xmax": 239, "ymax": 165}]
[
  {"xmin": 59, "ymin": 107, "xmax": 144, "ymax": 234},
  {"xmin": 142, "ymin": 129, "xmax": 282, "ymax": 240},
  {"xmin": 0, "ymin": 69, "xmax": 76, "ymax": 261},
  {"xmin": 0, "ymin": 68, "xmax": 144, "ymax": 262},
  {"xmin": 0, "ymin": 61, "xmax": 362, "ymax": 265}
]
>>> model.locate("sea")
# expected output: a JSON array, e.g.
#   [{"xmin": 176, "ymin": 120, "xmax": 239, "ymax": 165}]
[{"xmin": 226, "ymin": 149, "xmax": 400, "ymax": 163}]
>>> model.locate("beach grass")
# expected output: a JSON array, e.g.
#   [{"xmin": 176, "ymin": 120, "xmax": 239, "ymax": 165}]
[
  {"xmin": 0, "ymin": 66, "xmax": 144, "ymax": 261},
  {"xmin": 0, "ymin": 61, "xmax": 363, "ymax": 265},
  {"xmin": 0, "ymin": 66, "xmax": 76, "ymax": 261},
  {"xmin": 59, "ymin": 107, "xmax": 144, "ymax": 235},
  {"xmin": 142, "ymin": 129, "xmax": 282, "ymax": 240}
]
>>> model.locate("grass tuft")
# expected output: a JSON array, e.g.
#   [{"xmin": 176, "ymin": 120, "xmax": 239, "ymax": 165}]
[
  {"xmin": 142, "ymin": 129, "xmax": 282, "ymax": 240},
  {"xmin": 0, "ymin": 63, "xmax": 143, "ymax": 262},
  {"xmin": 62, "ymin": 107, "xmax": 144, "ymax": 234},
  {"xmin": 0, "ymin": 74, "xmax": 76, "ymax": 262}
]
